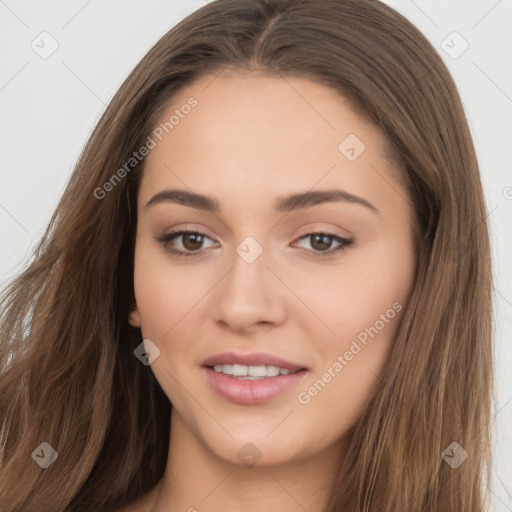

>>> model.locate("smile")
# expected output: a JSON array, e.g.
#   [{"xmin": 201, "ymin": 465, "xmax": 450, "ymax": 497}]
[{"xmin": 202, "ymin": 366, "xmax": 308, "ymax": 405}]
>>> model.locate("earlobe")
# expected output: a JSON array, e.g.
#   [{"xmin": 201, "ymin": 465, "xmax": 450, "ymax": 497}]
[{"xmin": 128, "ymin": 309, "xmax": 141, "ymax": 327}]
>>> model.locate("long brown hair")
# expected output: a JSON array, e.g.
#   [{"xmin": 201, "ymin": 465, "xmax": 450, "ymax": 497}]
[{"xmin": 0, "ymin": 0, "xmax": 493, "ymax": 510}]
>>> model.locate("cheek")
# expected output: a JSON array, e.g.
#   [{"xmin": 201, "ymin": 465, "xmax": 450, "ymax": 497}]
[
  {"xmin": 294, "ymin": 292, "xmax": 406, "ymax": 435},
  {"xmin": 288, "ymin": 241, "xmax": 414, "ymax": 346},
  {"xmin": 132, "ymin": 240, "xmax": 198, "ymax": 339},
  {"xmin": 296, "ymin": 246, "xmax": 413, "ymax": 427}
]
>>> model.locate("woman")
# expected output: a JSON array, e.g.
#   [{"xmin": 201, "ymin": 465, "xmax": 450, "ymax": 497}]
[{"xmin": 0, "ymin": 0, "xmax": 493, "ymax": 511}]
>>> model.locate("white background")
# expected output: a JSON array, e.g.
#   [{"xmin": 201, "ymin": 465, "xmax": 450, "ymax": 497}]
[{"xmin": 0, "ymin": 1, "xmax": 510, "ymax": 509}]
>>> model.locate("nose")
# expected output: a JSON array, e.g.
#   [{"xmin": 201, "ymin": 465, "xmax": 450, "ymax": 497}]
[{"xmin": 210, "ymin": 239, "xmax": 287, "ymax": 333}]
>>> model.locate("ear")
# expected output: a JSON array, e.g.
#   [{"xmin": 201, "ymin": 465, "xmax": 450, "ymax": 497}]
[{"xmin": 128, "ymin": 308, "xmax": 141, "ymax": 328}]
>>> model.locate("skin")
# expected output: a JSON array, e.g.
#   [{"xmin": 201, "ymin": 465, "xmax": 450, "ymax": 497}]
[{"xmin": 125, "ymin": 71, "xmax": 417, "ymax": 512}]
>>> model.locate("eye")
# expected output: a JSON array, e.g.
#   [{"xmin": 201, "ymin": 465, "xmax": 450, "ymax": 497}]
[
  {"xmin": 155, "ymin": 230, "xmax": 352, "ymax": 259},
  {"xmin": 155, "ymin": 230, "xmax": 217, "ymax": 258},
  {"xmin": 292, "ymin": 232, "xmax": 352, "ymax": 258}
]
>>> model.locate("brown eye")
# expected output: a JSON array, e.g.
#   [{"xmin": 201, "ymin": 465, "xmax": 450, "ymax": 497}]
[
  {"xmin": 293, "ymin": 232, "xmax": 352, "ymax": 258},
  {"xmin": 310, "ymin": 234, "xmax": 334, "ymax": 251},
  {"xmin": 155, "ymin": 230, "xmax": 217, "ymax": 258},
  {"xmin": 156, "ymin": 230, "xmax": 352, "ymax": 259},
  {"xmin": 181, "ymin": 232, "xmax": 205, "ymax": 251}
]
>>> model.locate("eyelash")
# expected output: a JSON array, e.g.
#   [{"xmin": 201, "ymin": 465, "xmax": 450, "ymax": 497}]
[{"xmin": 155, "ymin": 229, "xmax": 353, "ymax": 259}]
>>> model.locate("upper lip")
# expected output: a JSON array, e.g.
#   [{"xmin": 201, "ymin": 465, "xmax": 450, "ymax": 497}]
[{"xmin": 202, "ymin": 351, "xmax": 308, "ymax": 372}]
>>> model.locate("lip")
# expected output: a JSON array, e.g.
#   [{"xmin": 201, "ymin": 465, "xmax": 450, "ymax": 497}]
[
  {"xmin": 201, "ymin": 351, "xmax": 309, "ymax": 405},
  {"xmin": 202, "ymin": 366, "xmax": 309, "ymax": 405},
  {"xmin": 201, "ymin": 351, "xmax": 308, "ymax": 372}
]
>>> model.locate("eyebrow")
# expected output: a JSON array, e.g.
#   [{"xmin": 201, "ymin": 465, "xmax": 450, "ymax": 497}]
[{"xmin": 145, "ymin": 188, "xmax": 378, "ymax": 214}]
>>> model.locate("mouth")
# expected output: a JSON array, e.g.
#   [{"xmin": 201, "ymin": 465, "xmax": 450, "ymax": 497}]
[
  {"xmin": 201, "ymin": 351, "xmax": 308, "ymax": 372},
  {"xmin": 201, "ymin": 351, "xmax": 309, "ymax": 405}
]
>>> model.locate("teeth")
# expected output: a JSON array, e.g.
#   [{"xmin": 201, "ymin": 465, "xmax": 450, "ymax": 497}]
[
  {"xmin": 216, "ymin": 364, "xmax": 233, "ymax": 375},
  {"xmin": 212, "ymin": 364, "xmax": 296, "ymax": 378},
  {"xmin": 248, "ymin": 365, "xmax": 267, "ymax": 377},
  {"xmin": 232, "ymin": 364, "xmax": 247, "ymax": 376}
]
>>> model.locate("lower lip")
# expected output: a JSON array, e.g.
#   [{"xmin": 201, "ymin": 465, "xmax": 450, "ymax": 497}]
[{"xmin": 202, "ymin": 367, "xmax": 308, "ymax": 405}]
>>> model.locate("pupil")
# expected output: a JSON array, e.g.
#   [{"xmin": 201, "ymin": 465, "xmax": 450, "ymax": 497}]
[
  {"xmin": 183, "ymin": 233, "xmax": 203, "ymax": 250},
  {"xmin": 312, "ymin": 234, "xmax": 332, "ymax": 251}
]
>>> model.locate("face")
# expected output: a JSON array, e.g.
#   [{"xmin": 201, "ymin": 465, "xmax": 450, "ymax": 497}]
[{"xmin": 128, "ymin": 72, "xmax": 416, "ymax": 467}]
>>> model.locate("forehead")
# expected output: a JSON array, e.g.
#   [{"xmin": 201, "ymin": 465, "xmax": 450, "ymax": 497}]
[
  {"xmin": 163, "ymin": 71, "xmax": 380, "ymax": 147},
  {"xmin": 139, "ymin": 72, "xmax": 405, "ymax": 215}
]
